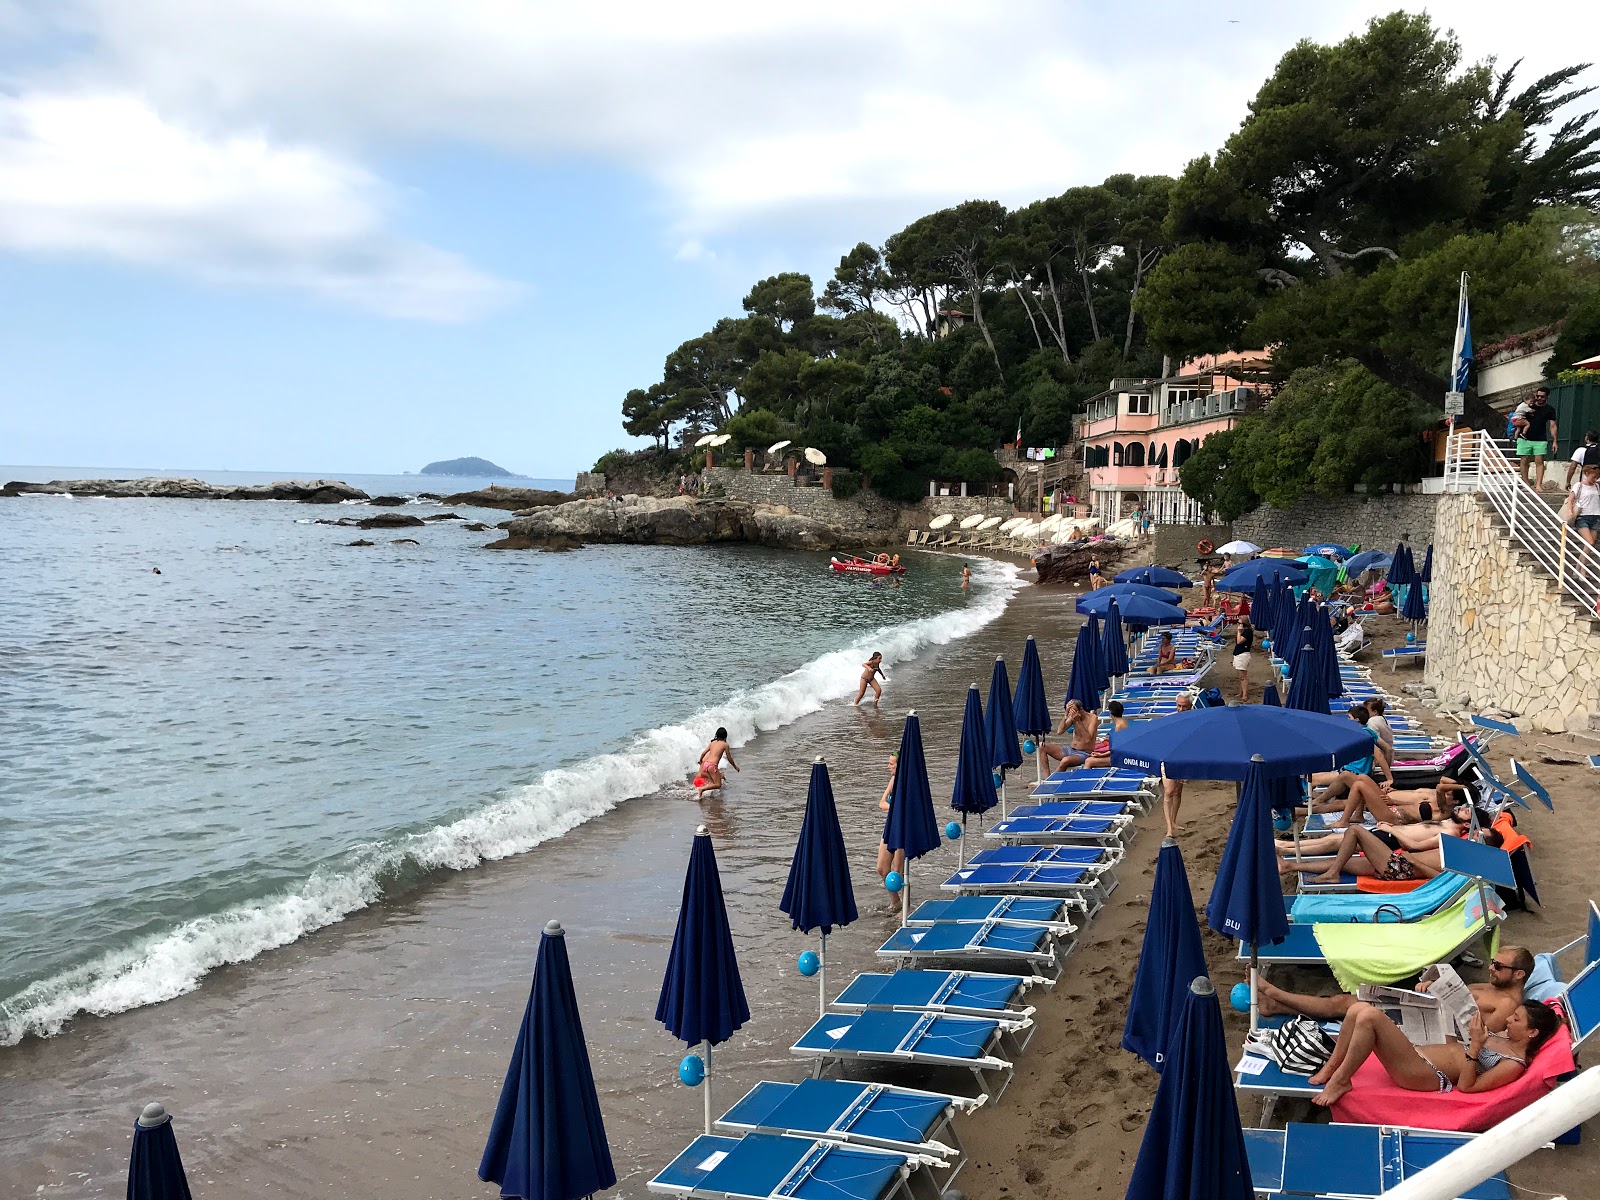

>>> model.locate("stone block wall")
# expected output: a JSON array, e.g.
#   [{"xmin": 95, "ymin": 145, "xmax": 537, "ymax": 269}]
[
  {"xmin": 1232, "ymin": 492, "xmax": 1437, "ymax": 552},
  {"xmin": 1424, "ymin": 491, "xmax": 1600, "ymax": 732},
  {"xmin": 1152, "ymin": 523, "xmax": 1233, "ymax": 568},
  {"xmin": 701, "ymin": 467, "xmax": 1015, "ymax": 534},
  {"xmin": 573, "ymin": 471, "xmax": 605, "ymax": 497}
]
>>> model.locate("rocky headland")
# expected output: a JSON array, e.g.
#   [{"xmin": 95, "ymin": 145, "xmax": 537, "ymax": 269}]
[
  {"xmin": 488, "ymin": 495, "xmax": 869, "ymax": 552},
  {"xmin": 2, "ymin": 478, "xmax": 370, "ymax": 503}
]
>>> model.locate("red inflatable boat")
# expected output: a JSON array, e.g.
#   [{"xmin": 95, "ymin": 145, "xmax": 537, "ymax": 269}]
[{"xmin": 829, "ymin": 555, "xmax": 906, "ymax": 576}]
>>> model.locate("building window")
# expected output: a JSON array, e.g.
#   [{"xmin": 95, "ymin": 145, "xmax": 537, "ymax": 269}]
[
  {"xmin": 1126, "ymin": 442, "xmax": 1145, "ymax": 467},
  {"xmin": 1127, "ymin": 393, "xmax": 1152, "ymax": 414},
  {"xmin": 1113, "ymin": 441, "xmax": 1125, "ymax": 466}
]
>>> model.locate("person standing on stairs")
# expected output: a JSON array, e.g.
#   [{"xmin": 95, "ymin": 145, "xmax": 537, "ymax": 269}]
[{"xmin": 1516, "ymin": 388, "xmax": 1558, "ymax": 491}]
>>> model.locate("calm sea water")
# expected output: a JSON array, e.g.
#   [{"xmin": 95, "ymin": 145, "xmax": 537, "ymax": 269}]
[{"xmin": 0, "ymin": 469, "xmax": 1017, "ymax": 1045}]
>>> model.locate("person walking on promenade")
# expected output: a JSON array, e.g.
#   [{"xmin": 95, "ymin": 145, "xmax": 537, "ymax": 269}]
[{"xmin": 1517, "ymin": 387, "xmax": 1558, "ymax": 490}]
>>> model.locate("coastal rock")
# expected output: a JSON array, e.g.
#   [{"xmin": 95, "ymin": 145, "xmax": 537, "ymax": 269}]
[
  {"xmin": 0, "ymin": 477, "xmax": 370, "ymax": 503},
  {"xmin": 493, "ymin": 496, "xmax": 856, "ymax": 552},
  {"xmin": 346, "ymin": 539, "xmax": 375, "ymax": 546},
  {"xmin": 442, "ymin": 485, "xmax": 569, "ymax": 511},
  {"xmin": 423, "ymin": 512, "xmax": 463, "ymax": 521},
  {"xmin": 391, "ymin": 537, "xmax": 421, "ymax": 544},
  {"xmin": 462, "ymin": 522, "xmax": 491, "ymax": 531},
  {"xmin": 368, "ymin": 495, "xmax": 409, "ymax": 507},
  {"xmin": 315, "ymin": 517, "xmax": 360, "ymax": 527},
  {"xmin": 356, "ymin": 513, "xmax": 426, "ymax": 529}
]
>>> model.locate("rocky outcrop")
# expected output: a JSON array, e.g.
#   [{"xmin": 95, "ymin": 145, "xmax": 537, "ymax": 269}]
[
  {"xmin": 346, "ymin": 539, "xmax": 375, "ymax": 546},
  {"xmin": 1, "ymin": 478, "xmax": 369, "ymax": 503},
  {"xmin": 356, "ymin": 513, "xmax": 426, "ymax": 529},
  {"xmin": 423, "ymin": 512, "xmax": 463, "ymax": 521},
  {"xmin": 440, "ymin": 485, "xmax": 569, "ymax": 511},
  {"xmin": 368, "ymin": 495, "xmax": 409, "ymax": 506},
  {"xmin": 491, "ymin": 496, "xmax": 858, "ymax": 552}
]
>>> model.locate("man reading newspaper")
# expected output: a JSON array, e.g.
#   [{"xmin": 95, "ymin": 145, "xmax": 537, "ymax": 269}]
[{"xmin": 1358, "ymin": 965, "xmax": 1482, "ymax": 1044}]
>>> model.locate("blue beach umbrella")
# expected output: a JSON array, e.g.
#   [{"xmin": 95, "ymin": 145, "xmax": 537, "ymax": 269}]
[
  {"xmin": 1388, "ymin": 542, "xmax": 1415, "ymax": 588},
  {"xmin": 1116, "ymin": 565, "xmax": 1193, "ymax": 588},
  {"xmin": 1206, "ymin": 756, "xmax": 1291, "ymax": 1029},
  {"xmin": 1013, "ymin": 636, "xmax": 1052, "ymax": 782},
  {"xmin": 656, "ymin": 827, "xmax": 750, "ymax": 1133},
  {"xmin": 1112, "ymin": 706, "xmax": 1369, "ymax": 781},
  {"xmin": 1084, "ymin": 612, "xmax": 1110, "ymax": 697},
  {"xmin": 127, "ymin": 1104, "xmax": 193, "ymax": 1200},
  {"xmin": 1250, "ymin": 576, "xmax": 1271, "ymax": 630},
  {"xmin": 986, "ymin": 656, "xmax": 1022, "ymax": 815},
  {"xmin": 1063, "ymin": 623, "xmax": 1102, "ymax": 715},
  {"xmin": 1303, "ymin": 542, "xmax": 1348, "ymax": 560},
  {"xmin": 1342, "ymin": 549, "xmax": 1392, "ymax": 577},
  {"xmin": 1218, "ymin": 560, "xmax": 1307, "ymax": 593},
  {"xmin": 1077, "ymin": 593, "xmax": 1186, "ymax": 629},
  {"xmin": 1078, "ymin": 582, "xmax": 1182, "ymax": 608},
  {"xmin": 481, "ymin": 921, "xmax": 617, "ymax": 1200},
  {"xmin": 951, "ymin": 685, "xmax": 997, "ymax": 865},
  {"xmin": 1284, "ymin": 641, "xmax": 1328, "ymax": 714},
  {"xmin": 1260, "ymin": 683, "xmax": 1281, "ymax": 707},
  {"xmin": 1123, "ymin": 839, "xmax": 1209, "ymax": 1073},
  {"xmin": 780, "ymin": 758, "xmax": 859, "ymax": 1015},
  {"xmin": 1402, "ymin": 570, "xmax": 1429, "ymax": 626},
  {"xmin": 1125, "ymin": 978, "xmax": 1254, "ymax": 1200},
  {"xmin": 1420, "ymin": 544, "xmax": 1434, "ymax": 584},
  {"xmin": 1101, "ymin": 600, "xmax": 1130, "ymax": 680},
  {"xmin": 1313, "ymin": 611, "xmax": 1343, "ymax": 699},
  {"xmin": 883, "ymin": 710, "xmax": 941, "ymax": 920}
]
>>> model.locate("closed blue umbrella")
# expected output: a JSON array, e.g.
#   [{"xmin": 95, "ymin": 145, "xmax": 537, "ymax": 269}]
[
  {"xmin": 1260, "ymin": 683, "xmax": 1281, "ymax": 707},
  {"xmin": 1013, "ymin": 636, "xmax": 1052, "ymax": 782},
  {"xmin": 1078, "ymin": 582, "xmax": 1182, "ymax": 608},
  {"xmin": 1205, "ymin": 755, "xmax": 1291, "ymax": 1030},
  {"xmin": 1284, "ymin": 641, "xmax": 1328, "ymax": 713},
  {"xmin": 1123, "ymin": 839, "xmax": 1208, "ymax": 1073},
  {"xmin": 780, "ymin": 758, "xmax": 859, "ymax": 1015},
  {"xmin": 1313, "ymin": 611, "xmax": 1343, "ymax": 699},
  {"xmin": 951, "ymin": 685, "xmax": 996, "ymax": 865},
  {"xmin": 1111, "ymin": 707, "xmax": 1369, "ymax": 781},
  {"xmin": 1250, "ymin": 576, "xmax": 1271, "ymax": 631},
  {"xmin": 1125, "ymin": 978, "xmax": 1254, "ymax": 1200},
  {"xmin": 1402, "ymin": 569, "xmax": 1429, "ymax": 626},
  {"xmin": 1101, "ymin": 600, "xmax": 1130, "ymax": 680},
  {"xmin": 656, "ymin": 827, "xmax": 750, "ymax": 1133},
  {"xmin": 1076, "ymin": 593, "xmax": 1186, "ymax": 629},
  {"xmin": 1115, "ymin": 565, "xmax": 1193, "ymax": 588},
  {"xmin": 1270, "ymin": 583, "xmax": 1299, "ymax": 657},
  {"xmin": 1084, "ymin": 612, "xmax": 1110, "ymax": 697},
  {"xmin": 481, "ymin": 921, "xmax": 617, "ymax": 1200},
  {"xmin": 1420, "ymin": 544, "xmax": 1434, "ymax": 584},
  {"xmin": 127, "ymin": 1104, "xmax": 193, "ymax": 1200},
  {"xmin": 1388, "ymin": 542, "xmax": 1415, "ymax": 588},
  {"xmin": 883, "ymin": 710, "xmax": 941, "ymax": 921},
  {"xmin": 986, "ymin": 656, "xmax": 1022, "ymax": 816},
  {"xmin": 1063, "ymin": 623, "xmax": 1101, "ymax": 714},
  {"xmin": 1218, "ymin": 560, "xmax": 1307, "ymax": 592}
]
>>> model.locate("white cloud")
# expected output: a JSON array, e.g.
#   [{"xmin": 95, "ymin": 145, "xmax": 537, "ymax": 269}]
[{"xmin": 0, "ymin": 90, "xmax": 516, "ymax": 319}]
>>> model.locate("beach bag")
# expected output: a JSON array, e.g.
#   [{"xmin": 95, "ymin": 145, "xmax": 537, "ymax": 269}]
[
  {"xmin": 1559, "ymin": 494, "xmax": 1578, "ymax": 525},
  {"xmin": 1197, "ymin": 687, "xmax": 1224, "ymax": 708},
  {"xmin": 1244, "ymin": 1016, "xmax": 1337, "ymax": 1076}
]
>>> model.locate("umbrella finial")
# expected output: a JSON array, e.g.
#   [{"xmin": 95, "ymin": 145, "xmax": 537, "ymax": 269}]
[
  {"xmin": 1250, "ymin": 754, "xmax": 1265, "ymax": 762},
  {"xmin": 813, "ymin": 755, "xmax": 825, "ymax": 763},
  {"xmin": 1161, "ymin": 836, "xmax": 1179, "ymax": 847},
  {"xmin": 695, "ymin": 824, "xmax": 709, "ymax": 836},
  {"xmin": 544, "ymin": 919, "xmax": 564, "ymax": 936},
  {"xmin": 907, "ymin": 708, "xmax": 916, "ymax": 716},
  {"xmin": 1190, "ymin": 977, "xmax": 1217, "ymax": 997},
  {"xmin": 138, "ymin": 1102, "xmax": 171, "ymax": 1128}
]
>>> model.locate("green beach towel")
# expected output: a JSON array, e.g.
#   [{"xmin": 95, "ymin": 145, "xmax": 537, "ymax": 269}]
[{"xmin": 1312, "ymin": 891, "xmax": 1504, "ymax": 992}]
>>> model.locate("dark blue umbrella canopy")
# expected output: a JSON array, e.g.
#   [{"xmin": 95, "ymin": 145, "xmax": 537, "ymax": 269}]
[
  {"xmin": 1218, "ymin": 560, "xmax": 1307, "ymax": 592},
  {"xmin": 1112, "ymin": 706, "xmax": 1369, "ymax": 781},
  {"xmin": 656, "ymin": 829, "xmax": 750, "ymax": 1047},
  {"xmin": 1125, "ymin": 978, "xmax": 1254, "ymax": 1200},
  {"xmin": 1063, "ymin": 623, "xmax": 1102, "ymax": 713},
  {"xmin": 127, "ymin": 1105, "xmax": 193, "ymax": 1200},
  {"xmin": 1076, "ymin": 593, "xmax": 1186, "ymax": 629},
  {"xmin": 1205, "ymin": 756, "xmax": 1291, "ymax": 949},
  {"xmin": 1306, "ymin": 609, "xmax": 1342, "ymax": 699},
  {"xmin": 883, "ymin": 711, "xmax": 941, "ymax": 861},
  {"xmin": 1420, "ymin": 544, "xmax": 1434, "ymax": 584},
  {"xmin": 1250, "ymin": 576, "xmax": 1271, "ymax": 630},
  {"xmin": 1388, "ymin": 542, "xmax": 1415, "ymax": 587},
  {"xmin": 1077, "ymin": 582, "xmax": 1182, "ymax": 608},
  {"xmin": 1303, "ymin": 542, "xmax": 1348, "ymax": 560},
  {"xmin": 951, "ymin": 686, "xmax": 997, "ymax": 816},
  {"xmin": 780, "ymin": 759, "xmax": 859, "ymax": 936},
  {"xmin": 986, "ymin": 657, "xmax": 1023, "ymax": 771},
  {"xmin": 1342, "ymin": 549, "xmax": 1392, "ymax": 576},
  {"xmin": 482, "ymin": 921, "xmax": 617, "ymax": 1200},
  {"xmin": 1123, "ymin": 840, "xmax": 1209, "ymax": 1073},
  {"xmin": 1012, "ymin": 636, "xmax": 1052, "ymax": 735},
  {"xmin": 1260, "ymin": 683, "xmax": 1281, "ymax": 707},
  {"xmin": 1101, "ymin": 601, "xmax": 1130, "ymax": 678},
  {"xmin": 1402, "ymin": 573, "xmax": 1429, "ymax": 623},
  {"xmin": 1084, "ymin": 612, "xmax": 1110, "ymax": 695},
  {"xmin": 1270, "ymin": 584, "xmax": 1299, "ymax": 655},
  {"xmin": 1116, "ymin": 565, "xmax": 1193, "ymax": 588},
  {"xmin": 1284, "ymin": 642, "xmax": 1328, "ymax": 714}
]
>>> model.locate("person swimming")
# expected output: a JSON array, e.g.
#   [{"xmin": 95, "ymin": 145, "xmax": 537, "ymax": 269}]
[
  {"xmin": 695, "ymin": 727, "xmax": 739, "ymax": 796},
  {"xmin": 853, "ymin": 652, "xmax": 886, "ymax": 705}
]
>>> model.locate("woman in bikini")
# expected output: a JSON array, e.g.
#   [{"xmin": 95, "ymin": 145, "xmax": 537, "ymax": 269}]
[
  {"xmin": 876, "ymin": 753, "xmax": 904, "ymax": 882},
  {"xmin": 694, "ymin": 726, "xmax": 739, "ymax": 796},
  {"xmin": 853, "ymin": 652, "xmax": 886, "ymax": 705},
  {"xmin": 1148, "ymin": 631, "xmax": 1179, "ymax": 675},
  {"xmin": 1308, "ymin": 1000, "xmax": 1560, "ymax": 1108}
]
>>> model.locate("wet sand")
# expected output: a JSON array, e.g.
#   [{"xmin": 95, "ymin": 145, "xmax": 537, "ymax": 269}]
[{"xmin": 4, "ymin": 578, "xmax": 1596, "ymax": 1199}]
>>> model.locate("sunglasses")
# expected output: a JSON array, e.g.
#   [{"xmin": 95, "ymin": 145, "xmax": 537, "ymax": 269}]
[{"xmin": 1489, "ymin": 960, "xmax": 1520, "ymax": 972}]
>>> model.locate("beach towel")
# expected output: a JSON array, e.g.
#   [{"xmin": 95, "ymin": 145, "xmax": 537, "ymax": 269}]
[
  {"xmin": 1313, "ymin": 893, "xmax": 1501, "ymax": 992},
  {"xmin": 1291, "ymin": 873, "xmax": 1468, "ymax": 924}
]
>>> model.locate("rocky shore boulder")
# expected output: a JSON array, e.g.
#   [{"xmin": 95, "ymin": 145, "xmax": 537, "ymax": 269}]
[
  {"xmin": 367, "ymin": 495, "xmax": 410, "ymax": 506},
  {"xmin": 1, "ymin": 477, "xmax": 369, "ymax": 503},
  {"xmin": 356, "ymin": 513, "xmax": 426, "ymax": 529},
  {"xmin": 490, "ymin": 496, "xmax": 855, "ymax": 552},
  {"xmin": 440, "ymin": 485, "xmax": 569, "ymax": 511}
]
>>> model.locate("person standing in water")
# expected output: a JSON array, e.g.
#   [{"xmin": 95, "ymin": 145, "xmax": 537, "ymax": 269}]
[
  {"xmin": 853, "ymin": 652, "xmax": 886, "ymax": 705},
  {"xmin": 694, "ymin": 727, "xmax": 739, "ymax": 796},
  {"xmin": 961, "ymin": 565, "xmax": 971, "ymax": 589}
]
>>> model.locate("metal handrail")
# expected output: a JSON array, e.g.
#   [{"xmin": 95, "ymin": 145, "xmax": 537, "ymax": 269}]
[{"xmin": 1444, "ymin": 429, "xmax": 1600, "ymax": 619}]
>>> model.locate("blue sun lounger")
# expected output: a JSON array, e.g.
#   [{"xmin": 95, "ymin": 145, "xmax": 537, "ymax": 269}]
[
  {"xmin": 649, "ymin": 1132, "xmax": 927, "ymax": 1200},
  {"xmin": 1243, "ymin": 1123, "xmax": 1511, "ymax": 1199},
  {"xmin": 907, "ymin": 894, "xmax": 1083, "ymax": 929},
  {"xmin": 1288, "ymin": 872, "xmax": 1474, "ymax": 923},
  {"xmin": 985, "ymin": 805, "xmax": 1136, "ymax": 846},
  {"xmin": 943, "ymin": 848, "xmax": 1119, "ymax": 912},
  {"xmin": 876, "ymin": 919, "xmax": 1069, "ymax": 980},
  {"xmin": 1031, "ymin": 768, "xmax": 1153, "ymax": 797},
  {"xmin": 793, "ymin": 1010, "xmax": 1018, "ymax": 1100},
  {"xmin": 834, "ymin": 969, "xmax": 1042, "ymax": 1029}
]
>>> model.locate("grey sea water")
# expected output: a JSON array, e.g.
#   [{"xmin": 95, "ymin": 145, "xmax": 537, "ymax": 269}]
[{"xmin": 0, "ymin": 469, "xmax": 1016, "ymax": 1045}]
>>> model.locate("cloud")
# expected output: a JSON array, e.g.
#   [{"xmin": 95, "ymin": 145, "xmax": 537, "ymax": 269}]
[{"xmin": 0, "ymin": 89, "xmax": 517, "ymax": 319}]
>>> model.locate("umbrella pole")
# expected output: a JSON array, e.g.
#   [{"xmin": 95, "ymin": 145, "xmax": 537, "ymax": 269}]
[
  {"xmin": 1249, "ymin": 946, "xmax": 1260, "ymax": 1034},
  {"xmin": 702, "ymin": 1039, "xmax": 713, "ymax": 1135},
  {"xmin": 818, "ymin": 932, "xmax": 827, "ymax": 1018},
  {"xmin": 901, "ymin": 863, "xmax": 909, "ymax": 927},
  {"xmin": 1000, "ymin": 775, "xmax": 1008, "ymax": 819},
  {"xmin": 958, "ymin": 813, "xmax": 967, "ymax": 868}
]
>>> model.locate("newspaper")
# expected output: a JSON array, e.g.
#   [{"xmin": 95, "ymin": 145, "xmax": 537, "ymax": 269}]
[{"xmin": 1355, "ymin": 964, "xmax": 1479, "ymax": 1046}]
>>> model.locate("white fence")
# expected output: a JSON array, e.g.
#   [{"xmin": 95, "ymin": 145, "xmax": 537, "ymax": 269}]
[{"xmin": 1443, "ymin": 429, "xmax": 1600, "ymax": 620}]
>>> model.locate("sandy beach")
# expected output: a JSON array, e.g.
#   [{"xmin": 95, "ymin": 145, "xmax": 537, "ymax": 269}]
[{"xmin": 3, "ymin": 571, "xmax": 1596, "ymax": 1199}]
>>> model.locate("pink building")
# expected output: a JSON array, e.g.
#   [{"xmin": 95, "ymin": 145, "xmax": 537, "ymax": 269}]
[{"xmin": 1074, "ymin": 350, "xmax": 1271, "ymax": 525}]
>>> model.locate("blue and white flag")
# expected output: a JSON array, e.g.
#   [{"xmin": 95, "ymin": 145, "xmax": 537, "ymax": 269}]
[{"xmin": 1450, "ymin": 272, "xmax": 1472, "ymax": 394}]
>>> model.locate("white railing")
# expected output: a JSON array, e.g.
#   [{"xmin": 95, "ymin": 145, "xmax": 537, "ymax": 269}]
[{"xmin": 1444, "ymin": 428, "xmax": 1600, "ymax": 620}]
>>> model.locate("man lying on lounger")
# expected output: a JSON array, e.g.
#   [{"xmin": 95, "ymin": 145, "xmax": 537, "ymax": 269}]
[
  {"xmin": 1307, "ymin": 704, "xmax": 1393, "ymax": 800},
  {"xmin": 1280, "ymin": 820, "xmax": 1502, "ymax": 884},
  {"xmin": 1281, "ymin": 802, "xmax": 1480, "ymax": 859},
  {"xmin": 1255, "ymin": 946, "xmax": 1534, "ymax": 1032}
]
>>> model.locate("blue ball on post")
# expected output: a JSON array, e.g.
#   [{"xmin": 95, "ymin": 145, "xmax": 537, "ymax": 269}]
[
  {"xmin": 884, "ymin": 870, "xmax": 904, "ymax": 894},
  {"xmin": 1230, "ymin": 982, "xmax": 1252, "ymax": 1013},
  {"xmin": 945, "ymin": 821, "xmax": 961, "ymax": 841},
  {"xmin": 679, "ymin": 1053, "xmax": 706, "ymax": 1086},
  {"xmin": 797, "ymin": 950, "xmax": 819, "ymax": 977},
  {"xmin": 992, "ymin": 769, "xmax": 1004, "ymax": 788},
  {"xmin": 1022, "ymin": 738, "xmax": 1038, "ymax": 755}
]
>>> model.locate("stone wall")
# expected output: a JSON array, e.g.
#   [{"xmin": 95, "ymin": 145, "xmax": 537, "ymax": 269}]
[
  {"xmin": 573, "ymin": 471, "xmax": 605, "ymax": 497},
  {"xmin": 1152, "ymin": 523, "xmax": 1233, "ymax": 568},
  {"xmin": 1424, "ymin": 491, "xmax": 1600, "ymax": 732},
  {"xmin": 1232, "ymin": 492, "xmax": 1437, "ymax": 552},
  {"xmin": 702, "ymin": 467, "xmax": 1013, "ymax": 534}
]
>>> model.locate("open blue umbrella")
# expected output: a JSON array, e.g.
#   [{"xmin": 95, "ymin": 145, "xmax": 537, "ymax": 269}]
[
  {"xmin": 1101, "ymin": 600, "xmax": 1130, "ymax": 680},
  {"xmin": 951, "ymin": 685, "xmax": 996, "ymax": 866},
  {"xmin": 1123, "ymin": 839, "xmax": 1209, "ymax": 1073},
  {"xmin": 780, "ymin": 758, "xmax": 859, "ymax": 1015},
  {"xmin": 1076, "ymin": 592, "xmax": 1186, "ymax": 629},
  {"xmin": 1260, "ymin": 683, "xmax": 1280, "ymax": 707},
  {"xmin": 481, "ymin": 920, "xmax": 617, "ymax": 1200},
  {"xmin": 1218, "ymin": 560, "xmax": 1307, "ymax": 592},
  {"xmin": 1388, "ymin": 542, "xmax": 1415, "ymax": 588},
  {"xmin": 1111, "ymin": 706, "xmax": 1370, "ymax": 781},
  {"xmin": 1303, "ymin": 542, "xmax": 1348, "ymax": 560},
  {"xmin": 1125, "ymin": 978, "xmax": 1254, "ymax": 1200},
  {"xmin": 127, "ymin": 1104, "xmax": 193, "ymax": 1200},
  {"xmin": 656, "ymin": 827, "xmax": 750, "ymax": 1133},
  {"xmin": 1084, "ymin": 612, "xmax": 1110, "ymax": 697},
  {"xmin": 1116, "ymin": 565, "xmax": 1193, "ymax": 588},
  {"xmin": 1077, "ymin": 582, "xmax": 1181, "ymax": 608},
  {"xmin": 883, "ymin": 710, "xmax": 941, "ymax": 921},
  {"xmin": 1205, "ymin": 755, "xmax": 1291, "ymax": 1030},
  {"xmin": 1342, "ymin": 549, "xmax": 1392, "ymax": 577},
  {"xmin": 1420, "ymin": 544, "xmax": 1434, "ymax": 584},
  {"xmin": 1013, "ymin": 636, "xmax": 1052, "ymax": 782},
  {"xmin": 1063, "ymin": 623, "xmax": 1102, "ymax": 715},
  {"xmin": 986, "ymin": 656, "xmax": 1022, "ymax": 815}
]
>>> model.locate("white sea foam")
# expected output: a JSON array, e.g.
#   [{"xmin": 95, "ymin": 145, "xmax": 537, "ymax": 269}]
[{"xmin": 0, "ymin": 559, "xmax": 1022, "ymax": 1045}]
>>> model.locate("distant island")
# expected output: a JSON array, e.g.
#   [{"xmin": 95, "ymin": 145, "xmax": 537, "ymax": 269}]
[{"xmin": 419, "ymin": 456, "xmax": 515, "ymax": 477}]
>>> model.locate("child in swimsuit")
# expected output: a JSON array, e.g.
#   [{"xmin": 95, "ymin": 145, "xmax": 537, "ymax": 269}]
[
  {"xmin": 694, "ymin": 726, "xmax": 739, "ymax": 796},
  {"xmin": 853, "ymin": 652, "xmax": 886, "ymax": 705}
]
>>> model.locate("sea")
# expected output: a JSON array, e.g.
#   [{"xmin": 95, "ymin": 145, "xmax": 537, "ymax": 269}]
[{"xmin": 0, "ymin": 465, "xmax": 1019, "ymax": 1049}]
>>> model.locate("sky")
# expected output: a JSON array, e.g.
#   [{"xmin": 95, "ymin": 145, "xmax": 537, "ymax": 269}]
[{"xmin": 2, "ymin": 1, "xmax": 1597, "ymax": 478}]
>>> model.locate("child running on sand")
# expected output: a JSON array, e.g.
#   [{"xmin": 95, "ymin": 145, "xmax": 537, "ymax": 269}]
[
  {"xmin": 854, "ymin": 652, "xmax": 887, "ymax": 705},
  {"xmin": 694, "ymin": 727, "xmax": 739, "ymax": 796}
]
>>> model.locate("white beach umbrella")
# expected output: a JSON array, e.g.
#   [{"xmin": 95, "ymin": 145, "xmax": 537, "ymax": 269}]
[
  {"xmin": 1011, "ymin": 520, "xmax": 1039, "ymax": 540},
  {"xmin": 1217, "ymin": 540, "xmax": 1260, "ymax": 556},
  {"xmin": 959, "ymin": 514, "xmax": 985, "ymax": 530},
  {"xmin": 804, "ymin": 447, "xmax": 827, "ymax": 466},
  {"xmin": 694, "ymin": 433, "xmax": 717, "ymax": 447},
  {"xmin": 978, "ymin": 516, "xmax": 1003, "ymax": 530},
  {"xmin": 999, "ymin": 516, "xmax": 1027, "ymax": 533},
  {"xmin": 929, "ymin": 513, "xmax": 955, "ymax": 529},
  {"xmin": 709, "ymin": 433, "xmax": 732, "ymax": 447},
  {"xmin": 767, "ymin": 439, "xmax": 792, "ymax": 454}
]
